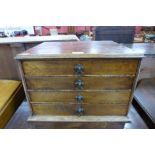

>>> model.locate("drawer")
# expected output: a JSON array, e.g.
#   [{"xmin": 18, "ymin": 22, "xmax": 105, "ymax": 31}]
[
  {"xmin": 29, "ymin": 91, "xmax": 131, "ymax": 104},
  {"xmin": 22, "ymin": 59, "xmax": 139, "ymax": 76},
  {"xmin": 32, "ymin": 103, "xmax": 128, "ymax": 116},
  {"xmin": 26, "ymin": 76, "xmax": 134, "ymax": 90}
]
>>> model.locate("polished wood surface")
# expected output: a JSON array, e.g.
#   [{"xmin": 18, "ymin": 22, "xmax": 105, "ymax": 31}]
[
  {"xmin": 22, "ymin": 59, "xmax": 139, "ymax": 76},
  {"xmin": 26, "ymin": 76, "xmax": 134, "ymax": 90},
  {"xmin": 29, "ymin": 90, "xmax": 131, "ymax": 104},
  {"xmin": 16, "ymin": 41, "xmax": 141, "ymax": 124},
  {"xmin": 0, "ymin": 80, "xmax": 25, "ymax": 128},
  {"xmin": 15, "ymin": 41, "xmax": 144, "ymax": 59},
  {"xmin": 32, "ymin": 103, "xmax": 128, "ymax": 115}
]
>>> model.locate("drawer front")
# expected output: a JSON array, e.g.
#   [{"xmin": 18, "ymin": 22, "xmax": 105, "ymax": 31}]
[
  {"xmin": 26, "ymin": 76, "xmax": 134, "ymax": 90},
  {"xmin": 22, "ymin": 59, "xmax": 139, "ymax": 76},
  {"xmin": 32, "ymin": 103, "xmax": 128, "ymax": 116},
  {"xmin": 29, "ymin": 91, "xmax": 131, "ymax": 104}
]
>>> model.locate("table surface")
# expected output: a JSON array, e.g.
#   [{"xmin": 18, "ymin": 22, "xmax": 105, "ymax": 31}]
[
  {"xmin": 15, "ymin": 41, "xmax": 144, "ymax": 59},
  {"xmin": 0, "ymin": 35, "xmax": 79, "ymax": 44}
]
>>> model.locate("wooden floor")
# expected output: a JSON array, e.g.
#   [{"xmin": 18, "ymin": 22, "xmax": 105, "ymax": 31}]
[{"xmin": 5, "ymin": 100, "xmax": 148, "ymax": 129}]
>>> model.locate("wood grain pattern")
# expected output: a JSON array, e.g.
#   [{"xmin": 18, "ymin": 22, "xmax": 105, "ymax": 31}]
[
  {"xmin": 17, "ymin": 61, "xmax": 33, "ymax": 114},
  {"xmin": 28, "ymin": 115, "xmax": 130, "ymax": 122},
  {"xmin": 15, "ymin": 41, "xmax": 143, "ymax": 123},
  {"xmin": 127, "ymin": 59, "xmax": 141, "ymax": 110},
  {"xmin": 5, "ymin": 101, "xmax": 148, "ymax": 129},
  {"xmin": 32, "ymin": 103, "xmax": 128, "ymax": 116},
  {"xmin": 29, "ymin": 90, "xmax": 131, "ymax": 104},
  {"xmin": 22, "ymin": 59, "xmax": 139, "ymax": 76},
  {"xmin": 15, "ymin": 41, "xmax": 144, "ymax": 59},
  {"xmin": 26, "ymin": 76, "xmax": 134, "ymax": 90}
]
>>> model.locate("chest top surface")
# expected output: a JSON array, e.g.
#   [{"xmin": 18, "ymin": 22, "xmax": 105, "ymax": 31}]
[{"xmin": 15, "ymin": 41, "xmax": 144, "ymax": 59}]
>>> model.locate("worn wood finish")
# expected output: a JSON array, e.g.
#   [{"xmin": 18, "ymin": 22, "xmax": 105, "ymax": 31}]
[
  {"xmin": 17, "ymin": 61, "xmax": 33, "ymax": 114},
  {"xmin": 16, "ymin": 41, "xmax": 142, "ymax": 124},
  {"xmin": 15, "ymin": 41, "xmax": 144, "ymax": 59},
  {"xmin": 0, "ymin": 80, "xmax": 25, "ymax": 128},
  {"xmin": 127, "ymin": 59, "xmax": 141, "ymax": 115},
  {"xmin": 22, "ymin": 59, "xmax": 139, "ymax": 76},
  {"xmin": 5, "ymin": 101, "xmax": 148, "ymax": 129},
  {"xmin": 29, "ymin": 90, "xmax": 131, "ymax": 104},
  {"xmin": 32, "ymin": 103, "xmax": 128, "ymax": 116},
  {"xmin": 26, "ymin": 76, "xmax": 135, "ymax": 90},
  {"xmin": 28, "ymin": 115, "xmax": 130, "ymax": 122}
]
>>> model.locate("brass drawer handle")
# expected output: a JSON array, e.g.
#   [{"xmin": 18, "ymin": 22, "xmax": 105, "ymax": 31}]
[
  {"xmin": 74, "ymin": 80, "xmax": 84, "ymax": 90},
  {"xmin": 74, "ymin": 64, "xmax": 84, "ymax": 75}
]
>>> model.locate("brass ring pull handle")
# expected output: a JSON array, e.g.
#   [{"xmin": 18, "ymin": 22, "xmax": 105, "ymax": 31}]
[
  {"xmin": 74, "ymin": 64, "xmax": 84, "ymax": 75},
  {"xmin": 74, "ymin": 80, "xmax": 84, "ymax": 90}
]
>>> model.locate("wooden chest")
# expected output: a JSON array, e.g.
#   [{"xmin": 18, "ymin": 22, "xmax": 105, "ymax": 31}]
[{"xmin": 15, "ymin": 41, "xmax": 143, "ymax": 126}]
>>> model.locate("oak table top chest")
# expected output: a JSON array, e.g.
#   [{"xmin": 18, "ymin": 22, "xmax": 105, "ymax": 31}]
[{"xmin": 15, "ymin": 41, "xmax": 144, "ymax": 126}]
